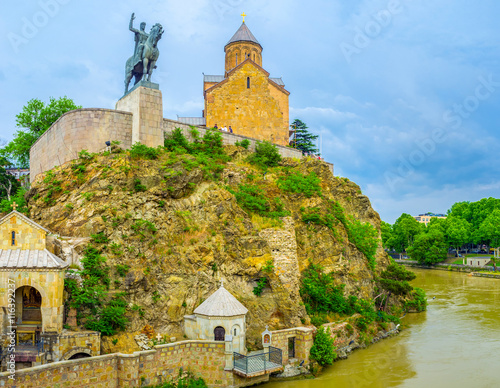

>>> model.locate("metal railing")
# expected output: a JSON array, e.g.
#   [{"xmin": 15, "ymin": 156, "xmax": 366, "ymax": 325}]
[{"xmin": 233, "ymin": 346, "xmax": 282, "ymax": 376}]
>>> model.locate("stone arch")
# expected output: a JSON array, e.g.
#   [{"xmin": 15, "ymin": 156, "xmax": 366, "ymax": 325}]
[
  {"xmin": 62, "ymin": 347, "xmax": 93, "ymax": 360},
  {"xmin": 231, "ymin": 324, "xmax": 241, "ymax": 337},
  {"xmin": 15, "ymin": 285, "xmax": 43, "ymax": 325},
  {"xmin": 15, "ymin": 276, "xmax": 48, "ymax": 306},
  {"xmin": 214, "ymin": 326, "xmax": 225, "ymax": 341}
]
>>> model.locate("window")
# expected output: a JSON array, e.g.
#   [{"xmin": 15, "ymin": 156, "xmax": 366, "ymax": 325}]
[
  {"xmin": 11, "ymin": 231, "xmax": 15, "ymax": 246},
  {"xmin": 235, "ymin": 53, "xmax": 238, "ymax": 66},
  {"xmin": 247, "ymin": 77, "xmax": 250, "ymax": 89},
  {"xmin": 234, "ymin": 328, "xmax": 237, "ymax": 336}
]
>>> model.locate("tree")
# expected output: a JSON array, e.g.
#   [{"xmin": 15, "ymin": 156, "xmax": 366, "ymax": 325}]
[
  {"xmin": 290, "ymin": 119, "xmax": 319, "ymax": 155},
  {"xmin": 0, "ymin": 167, "xmax": 21, "ymax": 201},
  {"xmin": 310, "ymin": 327, "xmax": 336, "ymax": 366},
  {"xmin": 386, "ymin": 213, "xmax": 423, "ymax": 254},
  {"xmin": 0, "ymin": 97, "xmax": 81, "ymax": 167},
  {"xmin": 247, "ymin": 140, "xmax": 282, "ymax": 168},
  {"xmin": 407, "ymin": 229, "xmax": 447, "ymax": 265},
  {"xmin": 446, "ymin": 217, "xmax": 471, "ymax": 262},
  {"xmin": 477, "ymin": 209, "xmax": 500, "ymax": 250},
  {"xmin": 380, "ymin": 221, "xmax": 393, "ymax": 249}
]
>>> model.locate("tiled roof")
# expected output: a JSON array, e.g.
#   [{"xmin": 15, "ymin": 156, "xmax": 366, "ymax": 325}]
[
  {"xmin": 226, "ymin": 22, "xmax": 261, "ymax": 48},
  {"xmin": 194, "ymin": 283, "xmax": 248, "ymax": 317},
  {"xmin": 0, "ymin": 249, "xmax": 68, "ymax": 270},
  {"xmin": 177, "ymin": 117, "xmax": 206, "ymax": 126},
  {"xmin": 270, "ymin": 77, "xmax": 285, "ymax": 86},
  {"xmin": 204, "ymin": 75, "xmax": 225, "ymax": 83}
]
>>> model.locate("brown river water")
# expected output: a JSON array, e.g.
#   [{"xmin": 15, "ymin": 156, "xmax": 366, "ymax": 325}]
[{"xmin": 266, "ymin": 268, "xmax": 500, "ymax": 388}]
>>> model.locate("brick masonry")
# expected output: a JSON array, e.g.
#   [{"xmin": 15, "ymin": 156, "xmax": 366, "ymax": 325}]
[{"xmin": 270, "ymin": 327, "xmax": 315, "ymax": 365}]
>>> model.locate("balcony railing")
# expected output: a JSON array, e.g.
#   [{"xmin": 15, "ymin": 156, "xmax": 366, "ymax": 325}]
[{"xmin": 233, "ymin": 346, "xmax": 283, "ymax": 377}]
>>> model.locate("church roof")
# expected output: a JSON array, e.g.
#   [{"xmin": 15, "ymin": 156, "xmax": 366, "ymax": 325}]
[
  {"xmin": 0, "ymin": 249, "xmax": 68, "ymax": 270},
  {"xmin": 0, "ymin": 210, "xmax": 50, "ymax": 233},
  {"xmin": 225, "ymin": 22, "xmax": 262, "ymax": 49},
  {"xmin": 194, "ymin": 283, "xmax": 248, "ymax": 317}
]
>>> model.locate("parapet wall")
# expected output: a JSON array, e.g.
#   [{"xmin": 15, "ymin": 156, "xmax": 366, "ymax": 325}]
[
  {"xmin": 30, "ymin": 109, "xmax": 133, "ymax": 183},
  {"xmin": 0, "ymin": 340, "xmax": 255, "ymax": 388}
]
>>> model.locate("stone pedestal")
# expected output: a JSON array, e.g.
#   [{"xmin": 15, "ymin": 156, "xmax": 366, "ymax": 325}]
[{"xmin": 115, "ymin": 82, "xmax": 164, "ymax": 147}]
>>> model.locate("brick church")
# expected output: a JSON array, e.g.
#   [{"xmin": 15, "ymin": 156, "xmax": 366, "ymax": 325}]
[{"xmin": 179, "ymin": 17, "xmax": 290, "ymax": 147}]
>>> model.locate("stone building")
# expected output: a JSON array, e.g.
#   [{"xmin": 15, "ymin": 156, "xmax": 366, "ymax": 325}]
[
  {"xmin": 184, "ymin": 20, "xmax": 290, "ymax": 147},
  {"xmin": 0, "ymin": 207, "xmax": 100, "ymax": 367},
  {"xmin": 184, "ymin": 282, "xmax": 248, "ymax": 354}
]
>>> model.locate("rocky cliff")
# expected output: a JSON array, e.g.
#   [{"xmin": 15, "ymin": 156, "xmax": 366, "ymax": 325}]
[{"xmin": 26, "ymin": 144, "xmax": 395, "ymax": 352}]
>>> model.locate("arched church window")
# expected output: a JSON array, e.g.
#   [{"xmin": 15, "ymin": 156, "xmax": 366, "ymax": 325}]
[
  {"xmin": 214, "ymin": 326, "xmax": 225, "ymax": 341},
  {"xmin": 11, "ymin": 231, "xmax": 15, "ymax": 246},
  {"xmin": 247, "ymin": 77, "xmax": 250, "ymax": 89},
  {"xmin": 236, "ymin": 53, "xmax": 238, "ymax": 66}
]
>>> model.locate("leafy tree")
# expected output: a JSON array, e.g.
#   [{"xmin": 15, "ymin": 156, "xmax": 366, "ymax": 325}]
[
  {"xmin": 407, "ymin": 229, "xmax": 447, "ymax": 265},
  {"xmin": 477, "ymin": 209, "xmax": 500, "ymax": 249},
  {"xmin": 379, "ymin": 264, "xmax": 416, "ymax": 295},
  {"xmin": 0, "ymin": 97, "xmax": 80, "ymax": 167},
  {"xmin": 0, "ymin": 167, "xmax": 21, "ymax": 201},
  {"xmin": 310, "ymin": 327, "xmax": 336, "ymax": 366},
  {"xmin": 380, "ymin": 221, "xmax": 392, "ymax": 249},
  {"xmin": 290, "ymin": 119, "xmax": 319, "ymax": 155},
  {"xmin": 386, "ymin": 213, "xmax": 422, "ymax": 253},
  {"xmin": 446, "ymin": 217, "xmax": 471, "ymax": 258},
  {"xmin": 0, "ymin": 187, "xmax": 28, "ymax": 214}
]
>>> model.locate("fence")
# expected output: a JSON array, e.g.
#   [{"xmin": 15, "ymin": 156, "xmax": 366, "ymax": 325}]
[{"xmin": 233, "ymin": 346, "xmax": 282, "ymax": 377}]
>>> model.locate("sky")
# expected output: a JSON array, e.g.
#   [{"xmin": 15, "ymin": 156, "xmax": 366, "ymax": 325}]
[{"xmin": 1, "ymin": 0, "xmax": 499, "ymax": 223}]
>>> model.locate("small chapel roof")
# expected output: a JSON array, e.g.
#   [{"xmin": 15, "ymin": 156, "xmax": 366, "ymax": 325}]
[
  {"xmin": 0, "ymin": 209, "xmax": 50, "ymax": 233},
  {"xmin": 225, "ymin": 22, "xmax": 262, "ymax": 49},
  {"xmin": 194, "ymin": 282, "xmax": 248, "ymax": 317},
  {"xmin": 0, "ymin": 249, "xmax": 68, "ymax": 270}
]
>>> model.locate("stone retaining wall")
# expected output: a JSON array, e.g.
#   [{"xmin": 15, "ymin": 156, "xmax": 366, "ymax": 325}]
[
  {"xmin": 0, "ymin": 340, "xmax": 263, "ymax": 387},
  {"xmin": 270, "ymin": 327, "xmax": 314, "ymax": 365}
]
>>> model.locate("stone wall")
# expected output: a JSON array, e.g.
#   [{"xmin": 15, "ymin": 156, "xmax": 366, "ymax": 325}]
[
  {"xmin": 30, "ymin": 108, "xmax": 133, "ymax": 183},
  {"xmin": 56, "ymin": 331, "xmax": 101, "ymax": 361},
  {"xmin": 0, "ymin": 340, "xmax": 268, "ymax": 388},
  {"xmin": 271, "ymin": 327, "xmax": 314, "ymax": 365}
]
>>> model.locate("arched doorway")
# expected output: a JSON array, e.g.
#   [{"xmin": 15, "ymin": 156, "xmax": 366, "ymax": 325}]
[
  {"xmin": 16, "ymin": 286, "xmax": 42, "ymax": 324},
  {"xmin": 214, "ymin": 326, "xmax": 225, "ymax": 341}
]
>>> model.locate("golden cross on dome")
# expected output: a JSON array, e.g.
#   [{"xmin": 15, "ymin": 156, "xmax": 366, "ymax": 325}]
[
  {"xmin": 241, "ymin": 12, "xmax": 246, "ymax": 22},
  {"xmin": 11, "ymin": 202, "xmax": 18, "ymax": 211}
]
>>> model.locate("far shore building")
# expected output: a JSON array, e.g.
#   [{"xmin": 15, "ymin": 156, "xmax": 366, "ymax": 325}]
[{"xmin": 414, "ymin": 213, "xmax": 447, "ymax": 226}]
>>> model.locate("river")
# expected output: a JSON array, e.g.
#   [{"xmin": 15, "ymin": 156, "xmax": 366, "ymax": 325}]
[{"xmin": 266, "ymin": 268, "xmax": 500, "ymax": 388}]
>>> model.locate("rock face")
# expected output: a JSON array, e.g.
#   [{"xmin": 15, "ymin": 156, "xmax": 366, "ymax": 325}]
[{"xmin": 26, "ymin": 147, "xmax": 393, "ymax": 350}]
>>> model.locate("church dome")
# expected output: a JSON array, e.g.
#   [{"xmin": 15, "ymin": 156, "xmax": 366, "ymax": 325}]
[{"xmin": 194, "ymin": 283, "xmax": 248, "ymax": 317}]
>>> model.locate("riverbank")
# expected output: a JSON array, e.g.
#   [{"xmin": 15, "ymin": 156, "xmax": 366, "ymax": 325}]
[{"xmin": 395, "ymin": 259, "xmax": 499, "ymax": 276}]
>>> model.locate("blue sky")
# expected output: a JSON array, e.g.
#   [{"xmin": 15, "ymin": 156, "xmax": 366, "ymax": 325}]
[{"xmin": 1, "ymin": 0, "xmax": 499, "ymax": 223}]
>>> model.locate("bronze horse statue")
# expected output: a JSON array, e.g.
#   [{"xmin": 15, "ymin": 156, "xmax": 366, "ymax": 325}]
[{"xmin": 124, "ymin": 23, "xmax": 164, "ymax": 94}]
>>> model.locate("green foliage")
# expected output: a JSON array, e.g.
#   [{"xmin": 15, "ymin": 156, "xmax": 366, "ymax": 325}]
[
  {"xmin": 133, "ymin": 178, "xmax": 147, "ymax": 192},
  {"xmin": 290, "ymin": 119, "xmax": 320, "ymax": 155},
  {"xmin": 0, "ymin": 166, "xmax": 21, "ymax": 202},
  {"xmin": 64, "ymin": 245, "xmax": 128, "ymax": 336},
  {"xmin": 345, "ymin": 218, "xmax": 378, "ymax": 270},
  {"xmin": 407, "ymin": 229, "xmax": 447, "ymax": 265},
  {"xmin": 0, "ymin": 187, "xmax": 28, "ymax": 214},
  {"xmin": 146, "ymin": 369, "xmax": 208, "ymax": 388},
  {"xmin": 379, "ymin": 264, "xmax": 416, "ymax": 295},
  {"xmin": 386, "ymin": 213, "xmax": 423, "ymax": 252},
  {"xmin": 229, "ymin": 184, "xmax": 290, "ymax": 218},
  {"xmin": 253, "ymin": 278, "xmax": 267, "ymax": 296},
  {"xmin": 0, "ymin": 96, "xmax": 81, "ymax": 167},
  {"xmin": 380, "ymin": 221, "xmax": 392, "ymax": 249},
  {"xmin": 131, "ymin": 219, "xmax": 158, "ymax": 239},
  {"xmin": 234, "ymin": 139, "xmax": 251, "ymax": 149},
  {"xmin": 129, "ymin": 142, "xmax": 161, "ymax": 160},
  {"xmin": 277, "ymin": 172, "xmax": 322, "ymax": 197},
  {"xmin": 404, "ymin": 287, "xmax": 428, "ymax": 312},
  {"xmin": 91, "ymin": 231, "xmax": 109, "ymax": 244},
  {"xmin": 116, "ymin": 264, "xmax": 130, "ymax": 277},
  {"xmin": 310, "ymin": 327, "xmax": 336, "ymax": 366},
  {"xmin": 247, "ymin": 140, "xmax": 282, "ymax": 168},
  {"xmin": 262, "ymin": 259, "xmax": 274, "ymax": 274},
  {"xmin": 301, "ymin": 207, "xmax": 337, "ymax": 231}
]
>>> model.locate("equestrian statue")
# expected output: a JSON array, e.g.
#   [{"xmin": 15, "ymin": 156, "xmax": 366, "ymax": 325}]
[{"xmin": 124, "ymin": 13, "xmax": 164, "ymax": 94}]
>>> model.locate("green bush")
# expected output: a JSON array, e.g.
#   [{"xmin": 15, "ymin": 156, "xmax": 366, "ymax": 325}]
[
  {"xmin": 277, "ymin": 172, "xmax": 322, "ymax": 197},
  {"xmin": 129, "ymin": 142, "xmax": 161, "ymax": 160},
  {"xmin": 253, "ymin": 278, "xmax": 267, "ymax": 296},
  {"xmin": 345, "ymin": 218, "xmax": 378, "ymax": 270},
  {"xmin": 379, "ymin": 264, "xmax": 417, "ymax": 295},
  {"xmin": 247, "ymin": 140, "xmax": 281, "ymax": 168},
  {"xmin": 133, "ymin": 178, "xmax": 147, "ymax": 192},
  {"xmin": 0, "ymin": 187, "xmax": 28, "ymax": 214},
  {"xmin": 91, "ymin": 231, "xmax": 109, "ymax": 244},
  {"xmin": 235, "ymin": 139, "xmax": 251, "ymax": 149},
  {"xmin": 228, "ymin": 184, "xmax": 290, "ymax": 218},
  {"xmin": 116, "ymin": 264, "xmax": 130, "ymax": 277},
  {"xmin": 146, "ymin": 369, "xmax": 208, "ymax": 388},
  {"xmin": 404, "ymin": 287, "xmax": 428, "ymax": 312},
  {"xmin": 310, "ymin": 327, "xmax": 336, "ymax": 366}
]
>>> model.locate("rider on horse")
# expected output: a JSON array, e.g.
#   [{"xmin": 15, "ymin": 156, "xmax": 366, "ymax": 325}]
[{"xmin": 129, "ymin": 13, "xmax": 149, "ymax": 68}]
